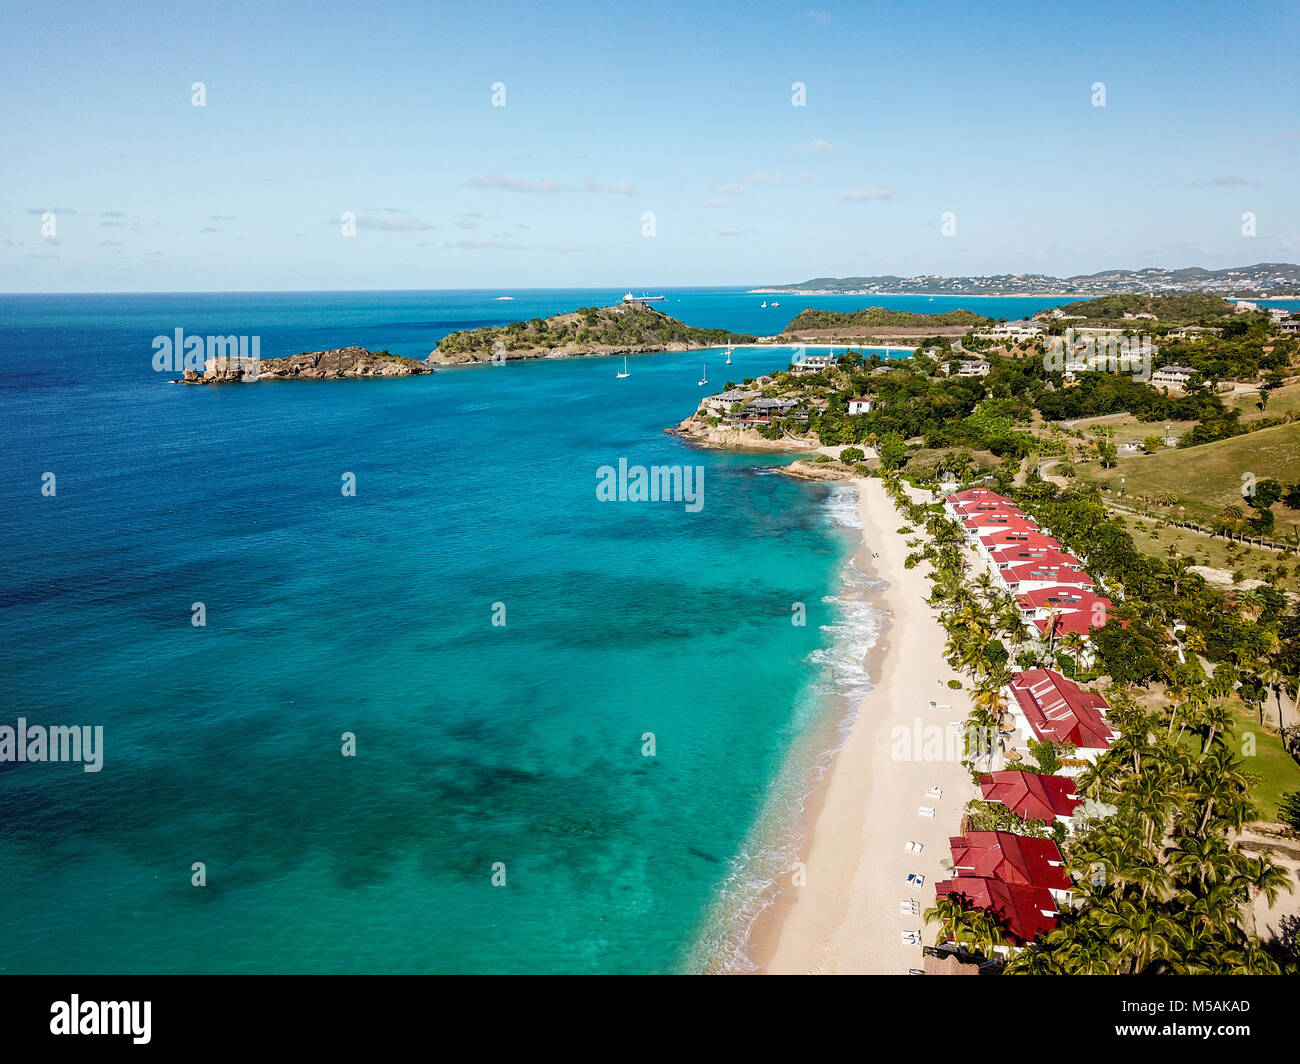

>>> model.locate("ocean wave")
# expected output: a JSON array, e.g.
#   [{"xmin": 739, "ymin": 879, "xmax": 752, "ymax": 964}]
[{"xmin": 692, "ymin": 500, "xmax": 888, "ymax": 974}]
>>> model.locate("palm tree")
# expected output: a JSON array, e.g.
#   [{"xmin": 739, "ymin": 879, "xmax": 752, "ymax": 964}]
[
  {"xmin": 1258, "ymin": 663, "xmax": 1287, "ymax": 730},
  {"xmin": 1060, "ymin": 631, "xmax": 1087, "ymax": 676}
]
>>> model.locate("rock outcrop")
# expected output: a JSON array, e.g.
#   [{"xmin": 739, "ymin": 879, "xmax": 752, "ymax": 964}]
[{"xmin": 180, "ymin": 347, "xmax": 431, "ymax": 384}]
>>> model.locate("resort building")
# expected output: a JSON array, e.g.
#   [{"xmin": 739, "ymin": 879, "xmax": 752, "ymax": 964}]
[
  {"xmin": 947, "ymin": 831, "xmax": 1072, "ymax": 899},
  {"xmin": 977, "ymin": 770, "xmax": 1083, "ymax": 828},
  {"xmin": 790, "ymin": 353, "xmax": 836, "ymax": 374},
  {"xmin": 741, "ymin": 397, "xmax": 801, "ymax": 419},
  {"xmin": 998, "ymin": 562, "xmax": 1095, "ymax": 596},
  {"xmin": 932, "ymin": 877, "xmax": 1059, "ymax": 947},
  {"xmin": 847, "ymin": 396, "xmax": 874, "ymax": 414},
  {"xmin": 702, "ymin": 389, "xmax": 758, "ymax": 417},
  {"xmin": 1015, "ymin": 586, "xmax": 1113, "ymax": 628},
  {"xmin": 956, "ymin": 360, "xmax": 991, "ymax": 377},
  {"xmin": 1005, "ymin": 669, "xmax": 1117, "ymax": 769},
  {"xmin": 1280, "ymin": 320, "xmax": 1300, "ymax": 335},
  {"xmin": 1150, "ymin": 365, "xmax": 1197, "ymax": 390},
  {"xmin": 988, "ymin": 545, "xmax": 1085, "ymax": 574},
  {"xmin": 977, "ymin": 320, "xmax": 1044, "ymax": 340},
  {"xmin": 1168, "ymin": 325, "xmax": 1220, "ymax": 339}
]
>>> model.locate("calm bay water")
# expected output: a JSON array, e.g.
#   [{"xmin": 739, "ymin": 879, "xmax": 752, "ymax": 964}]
[{"xmin": 0, "ymin": 287, "xmax": 1082, "ymax": 972}]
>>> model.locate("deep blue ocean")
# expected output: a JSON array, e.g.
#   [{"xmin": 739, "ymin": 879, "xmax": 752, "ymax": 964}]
[{"xmin": 0, "ymin": 287, "xmax": 1137, "ymax": 972}]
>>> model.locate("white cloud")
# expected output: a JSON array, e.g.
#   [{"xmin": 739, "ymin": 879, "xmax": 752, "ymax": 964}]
[
  {"xmin": 464, "ymin": 175, "xmax": 565, "ymax": 194},
  {"xmin": 835, "ymin": 186, "xmax": 893, "ymax": 202}
]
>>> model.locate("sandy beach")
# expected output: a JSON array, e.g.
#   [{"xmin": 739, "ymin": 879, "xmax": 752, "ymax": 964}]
[{"xmin": 747, "ymin": 475, "xmax": 977, "ymax": 974}]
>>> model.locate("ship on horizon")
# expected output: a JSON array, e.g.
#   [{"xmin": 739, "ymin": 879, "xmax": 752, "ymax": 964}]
[{"xmin": 623, "ymin": 291, "xmax": 665, "ymax": 303}]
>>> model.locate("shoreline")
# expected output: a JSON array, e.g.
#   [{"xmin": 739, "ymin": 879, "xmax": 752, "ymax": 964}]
[{"xmin": 741, "ymin": 475, "xmax": 976, "ymax": 974}]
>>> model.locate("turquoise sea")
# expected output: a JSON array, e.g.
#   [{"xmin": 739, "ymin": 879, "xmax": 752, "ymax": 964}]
[{"xmin": 0, "ymin": 288, "xmax": 1157, "ymax": 973}]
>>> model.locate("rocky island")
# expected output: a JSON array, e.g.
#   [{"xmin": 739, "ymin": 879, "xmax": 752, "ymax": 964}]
[
  {"xmin": 181, "ymin": 346, "xmax": 431, "ymax": 384},
  {"xmin": 429, "ymin": 302, "xmax": 755, "ymax": 364}
]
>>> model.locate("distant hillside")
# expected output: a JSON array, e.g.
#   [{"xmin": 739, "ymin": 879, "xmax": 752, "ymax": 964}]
[
  {"xmin": 783, "ymin": 306, "xmax": 992, "ymax": 331},
  {"xmin": 754, "ymin": 262, "xmax": 1300, "ymax": 298},
  {"xmin": 1051, "ymin": 294, "xmax": 1237, "ymax": 323},
  {"xmin": 431, "ymin": 304, "xmax": 755, "ymax": 364}
]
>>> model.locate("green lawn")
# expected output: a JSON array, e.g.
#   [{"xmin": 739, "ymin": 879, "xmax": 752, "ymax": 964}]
[
  {"xmin": 1230, "ymin": 702, "xmax": 1300, "ymax": 823},
  {"xmin": 1073, "ymin": 421, "xmax": 1300, "ymax": 529},
  {"xmin": 1230, "ymin": 379, "xmax": 1300, "ymax": 423},
  {"xmin": 1120, "ymin": 518, "xmax": 1300, "ymax": 590}
]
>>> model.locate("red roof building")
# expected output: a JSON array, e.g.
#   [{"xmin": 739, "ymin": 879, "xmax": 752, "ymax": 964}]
[
  {"xmin": 988, "ymin": 546, "xmax": 1083, "ymax": 570},
  {"xmin": 1008, "ymin": 669, "xmax": 1115, "ymax": 751},
  {"xmin": 1016, "ymin": 586, "xmax": 1112, "ymax": 621},
  {"xmin": 1000, "ymin": 563, "xmax": 1094, "ymax": 593},
  {"xmin": 948, "ymin": 830, "xmax": 1071, "ymax": 891},
  {"xmin": 933, "ymin": 877, "xmax": 1060, "ymax": 945},
  {"xmin": 946, "ymin": 489, "xmax": 1014, "ymax": 509},
  {"xmin": 978, "ymin": 530, "xmax": 1064, "ymax": 552},
  {"xmin": 963, "ymin": 512, "xmax": 1036, "ymax": 534},
  {"xmin": 978, "ymin": 771, "xmax": 1083, "ymax": 824}
]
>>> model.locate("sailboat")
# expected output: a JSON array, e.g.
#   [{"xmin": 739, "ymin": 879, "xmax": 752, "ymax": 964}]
[
  {"xmin": 697, "ymin": 364, "xmax": 708, "ymax": 386},
  {"xmin": 616, "ymin": 356, "xmax": 630, "ymax": 379},
  {"xmin": 724, "ymin": 347, "xmax": 732, "ymax": 365},
  {"xmin": 760, "ymin": 301, "xmax": 768, "ymax": 308}
]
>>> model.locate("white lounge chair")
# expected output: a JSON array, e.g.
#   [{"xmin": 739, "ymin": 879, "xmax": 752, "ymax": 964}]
[
  {"xmin": 904, "ymin": 840, "xmax": 924, "ymax": 854},
  {"xmin": 926, "ymin": 787, "xmax": 942, "ymax": 799},
  {"xmin": 918, "ymin": 806, "xmax": 936, "ymax": 818},
  {"xmin": 906, "ymin": 872, "xmax": 925, "ymax": 889}
]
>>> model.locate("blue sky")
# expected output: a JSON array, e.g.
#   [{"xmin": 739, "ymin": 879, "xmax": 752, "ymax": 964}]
[{"xmin": 2, "ymin": 0, "xmax": 1297, "ymax": 291}]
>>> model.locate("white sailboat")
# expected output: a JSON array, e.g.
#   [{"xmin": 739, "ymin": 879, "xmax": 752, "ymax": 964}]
[
  {"xmin": 771, "ymin": 301, "xmax": 780, "ymax": 307},
  {"xmin": 724, "ymin": 347, "xmax": 732, "ymax": 365},
  {"xmin": 616, "ymin": 356, "xmax": 630, "ymax": 379},
  {"xmin": 760, "ymin": 301, "xmax": 767, "ymax": 308},
  {"xmin": 697, "ymin": 364, "xmax": 708, "ymax": 386}
]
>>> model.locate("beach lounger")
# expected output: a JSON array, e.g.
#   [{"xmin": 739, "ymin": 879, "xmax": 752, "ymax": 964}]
[
  {"xmin": 906, "ymin": 873, "xmax": 925, "ymax": 889},
  {"xmin": 901, "ymin": 930, "xmax": 921, "ymax": 944},
  {"xmin": 908, "ymin": 968, "xmax": 925, "ymax": 975},
  {"xmin": 926, "ymin": 787, "xmax": 942, "ymax": 799},
  {"xmin": 904, "ymin": 840, "xmax": 924, "ymax": 854},
  {"xmin": 918, "ymin": 806, "xmax": 936, "ymax": 818},
  {"xmin": 900, "ymin": 899, "xmax": 919, "ymax": 915},
  {"xmin": 928, "ymin": 700, "xmax": 937, "ymax": 709}
]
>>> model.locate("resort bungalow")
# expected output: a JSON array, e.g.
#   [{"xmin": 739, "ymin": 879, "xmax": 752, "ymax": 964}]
[
  {"xmin": 977, "ymin": 320, "xmax": 1044, "ymax": 340},
  {"xmin": 742, "ymin": 397, "xmax": 802, "ymax": 419},
  {"xmin": 945, "ymin": 488, "xmax": 1015, "ymax": 519},
  {"xmin": 1005, "ymin": 669, "xmax": 1117, "ymax": 771},
  {"xmin": 790, "ymin": 353, "xmax": 836, "ymax": 374},
  {"xmin": 847, "ymin": 396, "xmax": 874, "ymax": 415},
  {"xmin": 988, "ymin": 545, "xmax": 1085, "ymax": 575},
  {"xmin": 975, "ymin": 530, "xmax": 1065, "ymax": 568},
  {"xmin": 956, "ymin": 360, "xmax": 991, "ymax": 377},
  {"xmin": 703, "ymin": 388, "xmax": 758, "ymax": 417},
  {"xmin": 977, "ymin": 770, "xmax": 1083, "ymax": 830},
  {"xmin": 998, "ymin": 562, "xmax": 1095, "ymax": 596},
  {"xmin": 1280, "ymin": 320, "xmax": 1300, "ymax": 335},
  {"xmin": 1168, "ymin": 325, "xmax": 1221, "ymax": 339},
  {"xmin": 1014, "ymin": 587, "xmax": 1113, "ymax": 628},
  {"xmin": 947, "ymin": 831, "xmax": 1072, "ymax": 901},
  {"xmin": 932, "ymin": 876, "xmax": 1059, "ymax": 949},
  {"xmin": 1150, "ymin": 365, "xmax": 1197, "ymax": 390}
]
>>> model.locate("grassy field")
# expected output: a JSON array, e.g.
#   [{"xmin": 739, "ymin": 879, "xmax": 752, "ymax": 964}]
[
  {"xmin": 1230, "ymin": 379, "xmax": 1300, "ymax": 423},
  {"xmin": 1120, "ymin": 517, "xmax": 1300, "ymax": 589},
  {"xmin": 1072, "ymin": 421, "xmax": 1300, "ymax": 528},
  {"xmin": 1056, "ymin": 411, "xmax": 1199, "ymax": 447},
  {"xmin": 1230, "ymin": 701, "xmax": 1300, "ymax": 823}
]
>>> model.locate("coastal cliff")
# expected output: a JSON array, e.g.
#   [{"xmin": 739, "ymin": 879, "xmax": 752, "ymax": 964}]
[
  {"xmin": 430, "ymin": 303, "xmax": 755, "ymax": 364},
  {"xmin": 181, "ymin": 346, "xmax": 431, "ymax": 384}
]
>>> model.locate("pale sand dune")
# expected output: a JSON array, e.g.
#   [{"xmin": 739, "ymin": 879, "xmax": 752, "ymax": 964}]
[{"xmin": 747, "ymin": 476, "xmax": 977, "ymax": 974}]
